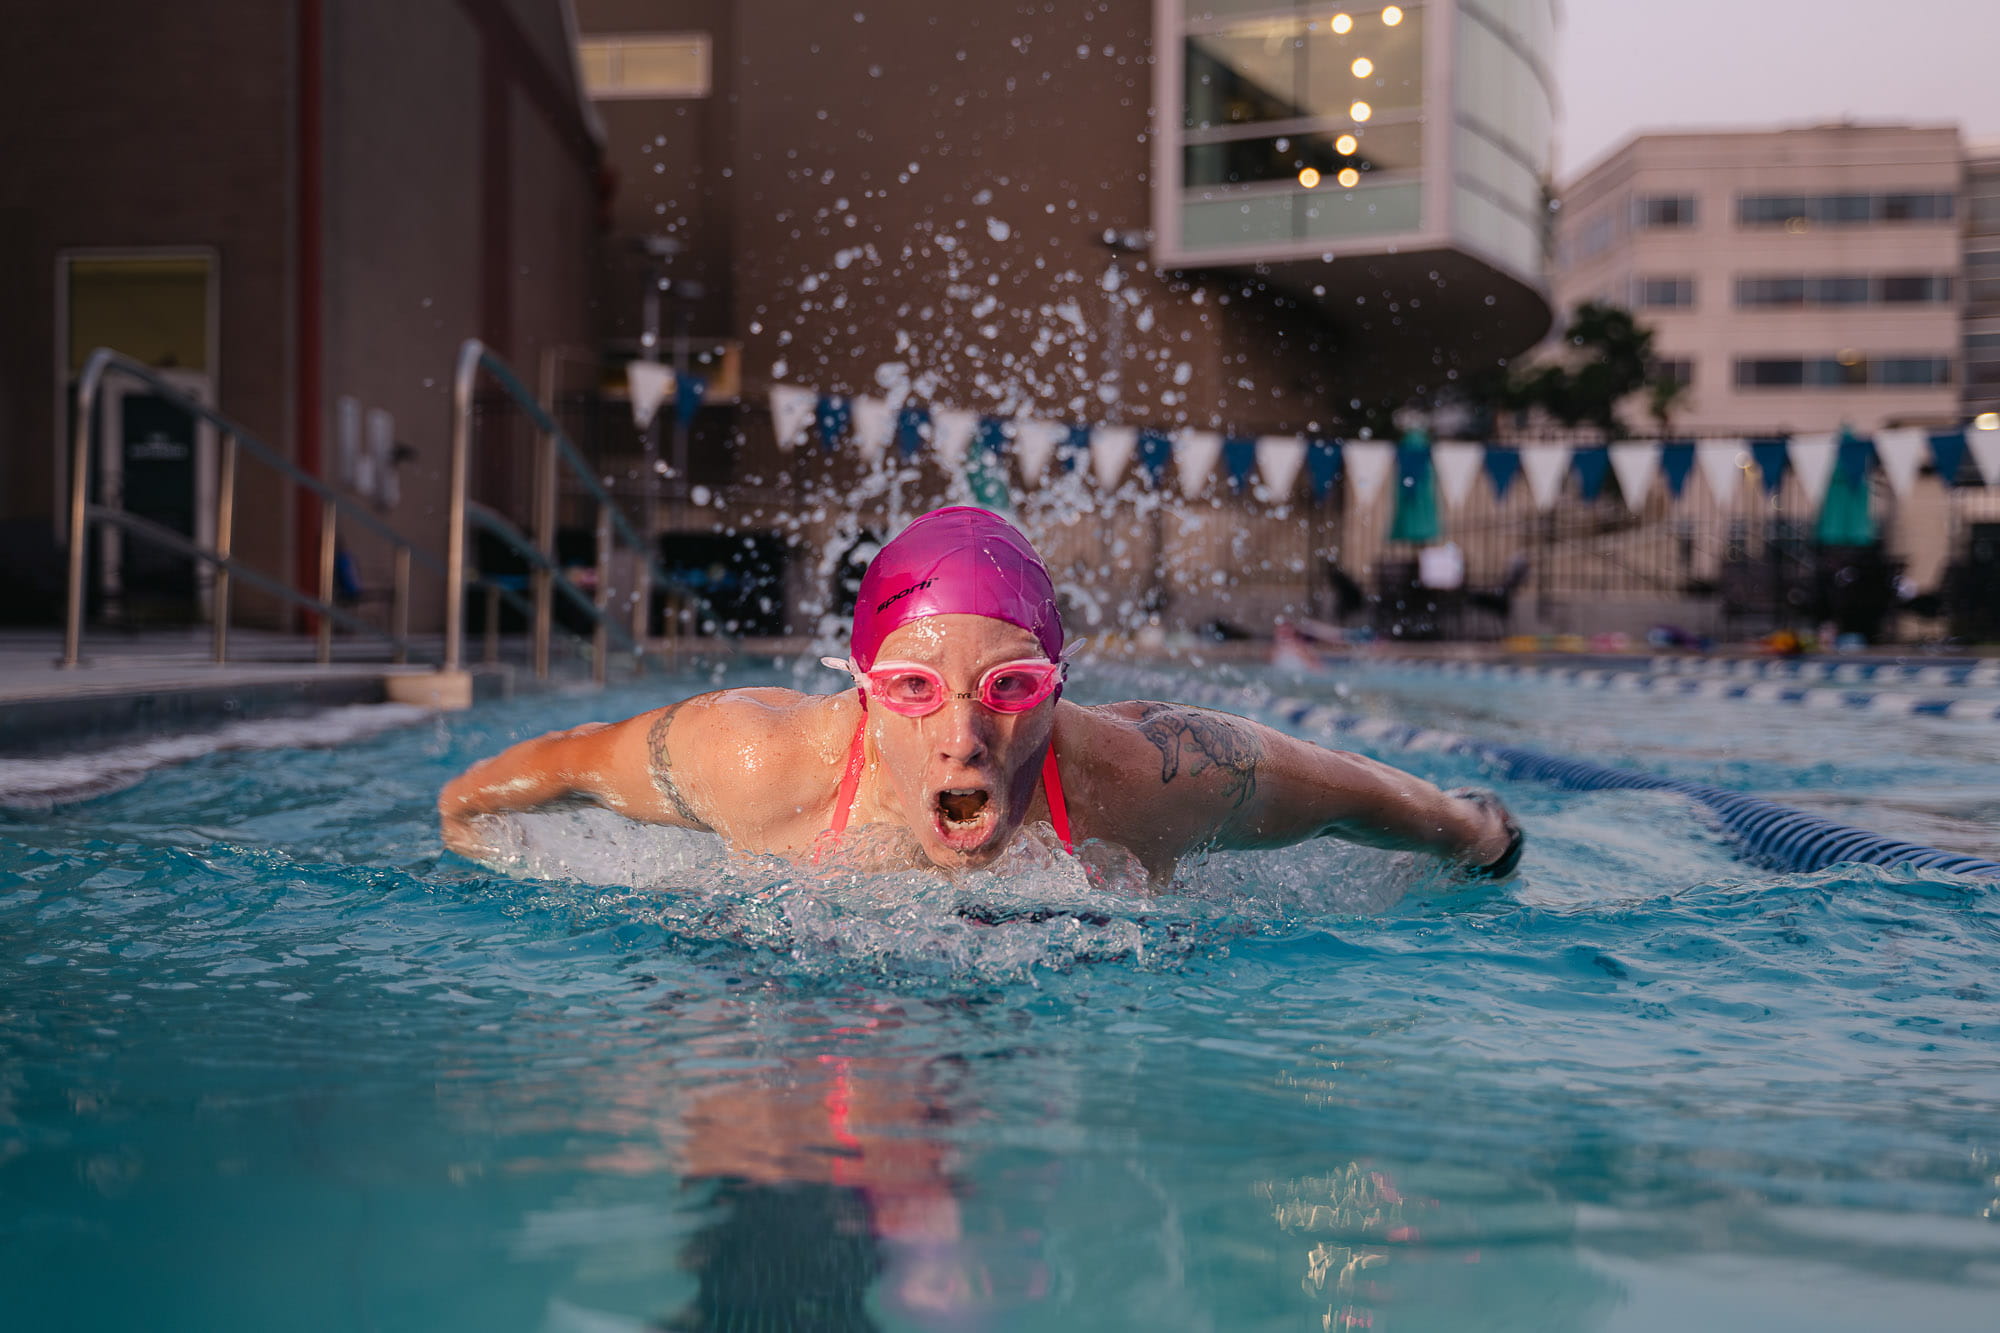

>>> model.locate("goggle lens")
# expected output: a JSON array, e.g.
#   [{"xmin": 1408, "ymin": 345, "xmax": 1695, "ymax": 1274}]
[{"xmin": 823, "ymin": 657, "xmax": 1063, "ymax": 716}]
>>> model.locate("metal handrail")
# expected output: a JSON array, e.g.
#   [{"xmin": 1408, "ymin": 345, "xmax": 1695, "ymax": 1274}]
[
  {"xmin": 449, "ymin": 338, "xmax": 678, "ymax": 683},
  {"xmin": 61, "ymin": 347, "xmax": 453, "ymax": 670}
]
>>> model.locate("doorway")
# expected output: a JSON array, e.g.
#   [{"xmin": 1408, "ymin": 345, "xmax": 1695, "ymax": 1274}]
[{"xmin": 58, "ymin": 251, "xmax": 219, "ymax": 622}]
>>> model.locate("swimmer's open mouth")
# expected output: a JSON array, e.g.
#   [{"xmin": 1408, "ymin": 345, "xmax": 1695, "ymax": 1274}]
[
  {"xmin": 932, "ymin": 787, "xmax": 999, "ymax": 853},
  {"xmin": 937, "ymin": 788, "xmax": 990, "ymax": 824}
]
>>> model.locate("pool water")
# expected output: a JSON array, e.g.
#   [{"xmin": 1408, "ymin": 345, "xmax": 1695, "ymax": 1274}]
[{"xmin": 4, "ymin": 659, "xmax": 1998, "ymax": 1332}]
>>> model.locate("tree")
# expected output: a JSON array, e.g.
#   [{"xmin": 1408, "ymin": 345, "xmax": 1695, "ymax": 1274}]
[
  {"xmin": 1645, "ymin": 375, "xmax": 1690, "ymax": 437},
  {"xmin": 1503, "ymin": 302, "xmax": 1657, "ymax": 437}
]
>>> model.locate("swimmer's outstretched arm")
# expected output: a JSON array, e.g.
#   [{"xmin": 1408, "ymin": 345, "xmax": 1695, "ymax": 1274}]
[
  {"xmin": 1110, "ymin": 703, "xmax": 1518, "ymax": 875},
  {"xmin": 437, "ymin": 695, "xmax": 723, "ymax": 859}
]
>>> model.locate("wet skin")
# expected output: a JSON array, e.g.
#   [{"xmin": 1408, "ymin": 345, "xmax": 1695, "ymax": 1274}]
[{"xmin": 438, "ymin": 614, "xmax": 1516, "ymax": 885}]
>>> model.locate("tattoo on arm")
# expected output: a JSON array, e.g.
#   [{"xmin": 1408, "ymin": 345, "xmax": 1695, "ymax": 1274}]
[
  {"xmin": 1133, "ymin": 704, "xmax": 1262, "ymax": 810},
  {"xmin": 646, "ymin": 701, "xmax": 713, "ymax": 831}
]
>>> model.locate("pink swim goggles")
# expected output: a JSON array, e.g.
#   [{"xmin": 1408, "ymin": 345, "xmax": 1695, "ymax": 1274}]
[{"xmin": 822, "ymin": 655, "xmax": 1065, "ymax": 716}]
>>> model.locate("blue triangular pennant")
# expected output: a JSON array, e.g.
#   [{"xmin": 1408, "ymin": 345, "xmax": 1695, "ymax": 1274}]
[
  {"xmin": 975, "ymin": 416, "xmax": 1010, "ymax": 459},
  {"xmin": 1223, "ymin": 437, "xmax": 1258, "ymax": 494},
  {"xmin": 1137, "ymin": 429, "xmax": 1174, "ymax": 487},
  {"xmin": 894, "ymin": 404, "xmax": 929, "ymax": 459},
  {"xmin": 1835, "ymin": 432, "xmax": 1874, "ymax": 486},
  {"xmin": 675, "ymin": 373, "xmax": 706, "ymax": 427},
  {"xmin": 1750, "ymin": 437, "xmax": 1790, "ymax": 495},
  {"xmin": 1573, "ymin": 445, "xmax": 1611, "ymax": 502},
  {"xmin": 815, "ymin": 394, "xmax": 851, "ymax": 453},
  {"xmin": 1306, "ymin": 438, "xmax": 1343, "ymax": 501},
  {"xmin": 1059, "ymin": 423, "xmax": 1090, "ymax": 474},
  {"xmin": 1483, "ymin": 446, "xmax": 1521, "ymax": 500},
  {"xmin": 1929, "ymin": 430, "xmax": 1969, "ymax": 486},
  {"xmin": 1659, "ymin": 440, "xmax": 1696, "ymax": 498}
]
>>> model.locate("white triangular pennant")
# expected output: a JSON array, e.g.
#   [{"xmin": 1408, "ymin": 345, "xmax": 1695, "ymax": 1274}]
[
  {"xmin": 1872, "ymin": 427, "xmax": 1925, "ymax": 497},
  {"xmin": 1253, "ymin": 435, "xmax": 1306, "ymax": 499},
  {"xmin": 1608, "ymin": 441, "xmax": 1661, "ymax": 511},
  {"xmin": 849, "ymin": 396, "xmax": 896, "ymax": 464},
  {"xmin": 1174, "ymin": 429, "xmax": 1223, "ymax": 499},
  {"xmin": 1969, "ymin": 423, "xmax": 2000, "ymax": 485},
  {"xmin": 1520, "ymin": 443, "xmax": 1573, "ymax": 511},
  {"xmin": 628, "ymin": 361, "xmax": 675, "ymax": 431},
  {"xmin": 1787, "ymin": 433, "xmax": 1838, "ymax": 507},
  {"xmin": 768, "ymin": 384, "xmax": 817, "ymax": 450},
  {"xmin": 931, "ymin": 409, "xmax": 979, "ymax": 467},
  {"xmin": 1013, "ymin": 419, "xmax": 1065, "ymax": 485},
  {"xmin": 1432, "ymin": 441, "xmax": 1485, "ymax": 509},
  {"xmin": 1696, "ymin": 438, "xmax": 1747, "ymax": 507},
  {"xmin": 1091, "ymin": 426, "xmax": 1138, "ymax": 489},
  {"xmin": 1343, "ymin": 441, "xmax": 1395, "ymax": 508}
]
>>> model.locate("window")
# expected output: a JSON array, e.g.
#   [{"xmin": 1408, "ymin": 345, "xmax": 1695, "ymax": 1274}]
[
  {"xmin": 1636, "ymin": 276, "xmax": 1695, "ymax": 308},
  {"xmin": 1737, "ymin": 276, "xmax": 1807, "ymax": 306},
  {"xmin": 1651, "ymin": 357, "xmax": 1694, "ymax": 386},
  {"xmin": 1966, "ymin": 332, "xmax": 2000, "ymax": 386},
  {"xmin": 1735, "ymin": 273, "xmax": 1954, "ymax": 306},
  {"xmin": 1877, "ymin": 274, "xmax": 1952, "ymax": 303},
  {"xmin": 578, "ymin": 33, "xmax": 710, "ymax": 99},
  {"xmin": 1814, "ymin": 276, "xmax": 1870, "ymax": 304},
  {"xmin": 1970, "ymin": 251, "xmax": 2000, "ymax": 304},
  {"xmin": 1635, "ymin": 194, "xmax": 1697, "ymax": 228},
  {"xmin": 1734, "ymin": 355, "xmax": 1953, "ymax": 388},
  {"xmin": 1737, "ymin": 191, "xmax": 1955, "ymax": 226},
  {"xmin": 1574, "ymin": 211, "xmax": 1616, "ymax": 262}
]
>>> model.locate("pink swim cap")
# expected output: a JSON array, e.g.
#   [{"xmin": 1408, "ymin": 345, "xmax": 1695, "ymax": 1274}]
[{"xmin": 850, "ymin": 507, "xmax": 1064, "ymax": 669}]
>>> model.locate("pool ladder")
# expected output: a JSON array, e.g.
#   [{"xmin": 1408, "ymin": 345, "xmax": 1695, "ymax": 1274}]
[{"xmin": 60, "ymin": 341, "xmax": 680, "ymax": 691}]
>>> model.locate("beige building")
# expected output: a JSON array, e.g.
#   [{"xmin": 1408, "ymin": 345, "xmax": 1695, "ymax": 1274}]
[
  {"xmin": 1553, "ymin": 124, "xmax": 1963, "ymax": 436},
  {"xmin": 1964, "ymin": 143, "xmax": 2000, "ymax": 421}
]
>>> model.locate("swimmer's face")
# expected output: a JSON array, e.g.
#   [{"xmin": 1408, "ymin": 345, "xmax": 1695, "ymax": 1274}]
[{"xmin": 865, "ymin": 614, "xmax": 1057, "ymax": 870}]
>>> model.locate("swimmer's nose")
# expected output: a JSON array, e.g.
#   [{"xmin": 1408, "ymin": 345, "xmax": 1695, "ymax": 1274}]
[{"xmin": 932, "ymin": 694, "xmax": 991, "ymax": 765}]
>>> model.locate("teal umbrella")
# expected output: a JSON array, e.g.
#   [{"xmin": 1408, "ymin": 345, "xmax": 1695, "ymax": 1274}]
[
  {"xmin": 1389, "ymin": 431, "xmax": 1441, "ymax": 543},
  {"xmin": 1816, "ymin": 431, "xmax": 1876, "ymax": 545}
]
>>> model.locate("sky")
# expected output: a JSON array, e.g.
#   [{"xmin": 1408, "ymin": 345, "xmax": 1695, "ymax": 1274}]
[{"xmin": 1555, "ymin": 0, "xmax": 2000, "ymax": 179}]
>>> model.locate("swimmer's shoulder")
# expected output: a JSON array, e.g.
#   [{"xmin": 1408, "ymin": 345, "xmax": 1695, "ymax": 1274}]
[{"xmin": 642, "ymin": 685, "xmax": 859, "ymax": 783}]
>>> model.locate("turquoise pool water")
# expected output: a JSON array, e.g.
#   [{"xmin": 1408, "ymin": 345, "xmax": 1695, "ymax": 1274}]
[{"xmin": 4, "ymin": 660, "xmax": 1998, "ymax": 1332}]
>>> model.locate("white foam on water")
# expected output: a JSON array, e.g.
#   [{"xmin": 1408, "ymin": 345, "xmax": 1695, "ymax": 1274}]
[
  {"xmin": 0, "ymin": 703, "xmax": 433, "ymax": 809},
  {"xmin": 471, "ymin": 804, "xmax": 1433, "ymax": 983}
]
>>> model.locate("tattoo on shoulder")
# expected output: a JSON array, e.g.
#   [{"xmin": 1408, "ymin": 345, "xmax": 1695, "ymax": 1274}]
[
  {"xmin": 646, "ymin": 699, "xmax": 713, "ymax": 830},
  {"xmin": 1132, "ymin": 703, "xmax": 1261, "ymax": 809}
]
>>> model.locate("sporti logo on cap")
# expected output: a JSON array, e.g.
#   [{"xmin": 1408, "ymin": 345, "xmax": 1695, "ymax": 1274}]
[{"xmin": 849, "ymin": 507, "xmax": 1064, "ymax": 670}]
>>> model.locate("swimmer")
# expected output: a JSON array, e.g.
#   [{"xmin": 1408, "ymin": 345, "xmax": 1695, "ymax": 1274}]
[{"xmin": 439, "ymin": 506, "xmax": 1522, "ymax": 886}]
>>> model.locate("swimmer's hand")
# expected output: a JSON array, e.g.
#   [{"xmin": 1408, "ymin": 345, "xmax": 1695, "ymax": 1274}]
[{"xmin": 1446, "ymin": 787, "xmax": 1523, "ymax": 879}]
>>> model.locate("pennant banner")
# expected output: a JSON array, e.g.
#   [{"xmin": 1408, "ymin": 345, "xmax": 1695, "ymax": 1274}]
[
  {"xmin": 1520, "ymin": 443, "xmax": 1572, "ymax": 511},
  {"xmin": 1344, "ymin": 441, "xmax": 1395, "ymax": 508},
  {"xmin": 1432, "ymin": 441, "xmax": 1485, "ymax": 509},
  {"xmin": 1306, "ymin": 438, "xmax": 1343, "ymax": 502},
  {"xmin": 1255, "ymin": 435, "xmax": 1306, "ymax": 499},
  {"xmin": 769, "ymin": 384, "xmax": 817, "ymax": 450},
  {"xmin": 1223, "ymin": 437, "xmax": 1258, "ymax": 494},
  {"xmin": 1696, "ymin": 439, "xmax": 1747, "ymax": 508},
  {"xmin": 1659, "ymin": 440, "xmax": 1696, "ymax": 498},
  {"xmin": 1969, "ymin": 423, "xmax": 2000, "ymax": 485},
  {"xmin": 1750, "ymin": 437, "xmax": 1789, "ymax": 496},
  {"xmin": 850, "ymin": 395, "xmax": 896, "ymax": 463},
  {"xmin": 1137, "ymin": 430, "xmax": 1174, "ymax": 489},
  {"xmin": 1929, "ymin": 431, "xmax": 1969, "ymax": 487},
  {"xmin": 1092, "ymin": 425, "xmax": 1138, "ymax": 490},
  {"xmin": 1572, "ymin": 446, "xmax": 1611, "ymax": 503},
  {"xmin": 1174, "ymin": 429, "xmax": 1224, "ymax": 499},
  {"xmin": 1014, "ymin": 419, "xmax": 1066, "ymax": 483},
  {"xmin": 931, "ymin": 409, "xmax": 979, "ymax": 467},
  {"xmin": 1608, "ymin": 441, "xmax": 1660, "ymax": 511},
  {"xmin": 1872, "ymin": 427, "xmax": 1924, "ymax": 496},
  {"xmin": 1786, "ymin": 432, "xmax": 1838, "ymax": 508},
  {"xmin": 1483, "ymin": 447, "xmax": 1522, "ymax": 501},
  {"xmin": 628, "ymin": 361, "xmax": 674, "ymax": 431}
]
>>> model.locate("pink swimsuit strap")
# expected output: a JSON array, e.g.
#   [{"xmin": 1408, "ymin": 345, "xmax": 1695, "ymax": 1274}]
[{"xmin": 820, "ymin": 720, "xmax": 1075, "ymax": 858}]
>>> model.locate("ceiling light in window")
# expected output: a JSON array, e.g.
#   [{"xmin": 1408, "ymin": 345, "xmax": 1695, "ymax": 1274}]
[
  {"xmin": 1383, "ymin": 6, "xmax": 1405, "ymax": 25},
  {"xmin": 1338, "ymin": 167, "xmax": 1361, "ymax": 188},
  {"xmin": 1332, "ymin": 13, "xmax": 1353, "ymax": 34},
  {"xmin": 1974, "ymin": 412, "xmax": 1999, "ymax": 431},
  {"xmin": 1351, "ymin": 57, "xmax": 1373, "ymax": 77},
  {"xmin": 1335, "ymin": 133, "xmax": 1359, "ymax": 155},
  {"xmin": 1298, "ymin": 167, "xmax": 1322, "ymax": 189},
  {"xmin": 1350, "ymin": 100, "xmax": 1372, "ymax": 121}
]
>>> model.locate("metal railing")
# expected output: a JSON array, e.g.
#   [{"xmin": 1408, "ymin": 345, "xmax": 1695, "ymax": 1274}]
[
  {"xmin": 61, "ymin": 348, "xmax": 437, "ymax": 670},
  {"xmin": 448, "ymin": 338, "xmax": 682, "ymax": 684}
]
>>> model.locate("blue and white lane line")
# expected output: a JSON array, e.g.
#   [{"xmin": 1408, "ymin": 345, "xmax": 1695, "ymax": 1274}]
[
  {"xmin": 1099, "ymin": 665, "xmax": 2000, "ymax": 879},
  {"xmin": 1640, "ymin": 656, "xmax": 2000, "ymax": 689},
  {"xmin": 1356, "ymin": 658, "xmax": 2000, "ymax": 722}
]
